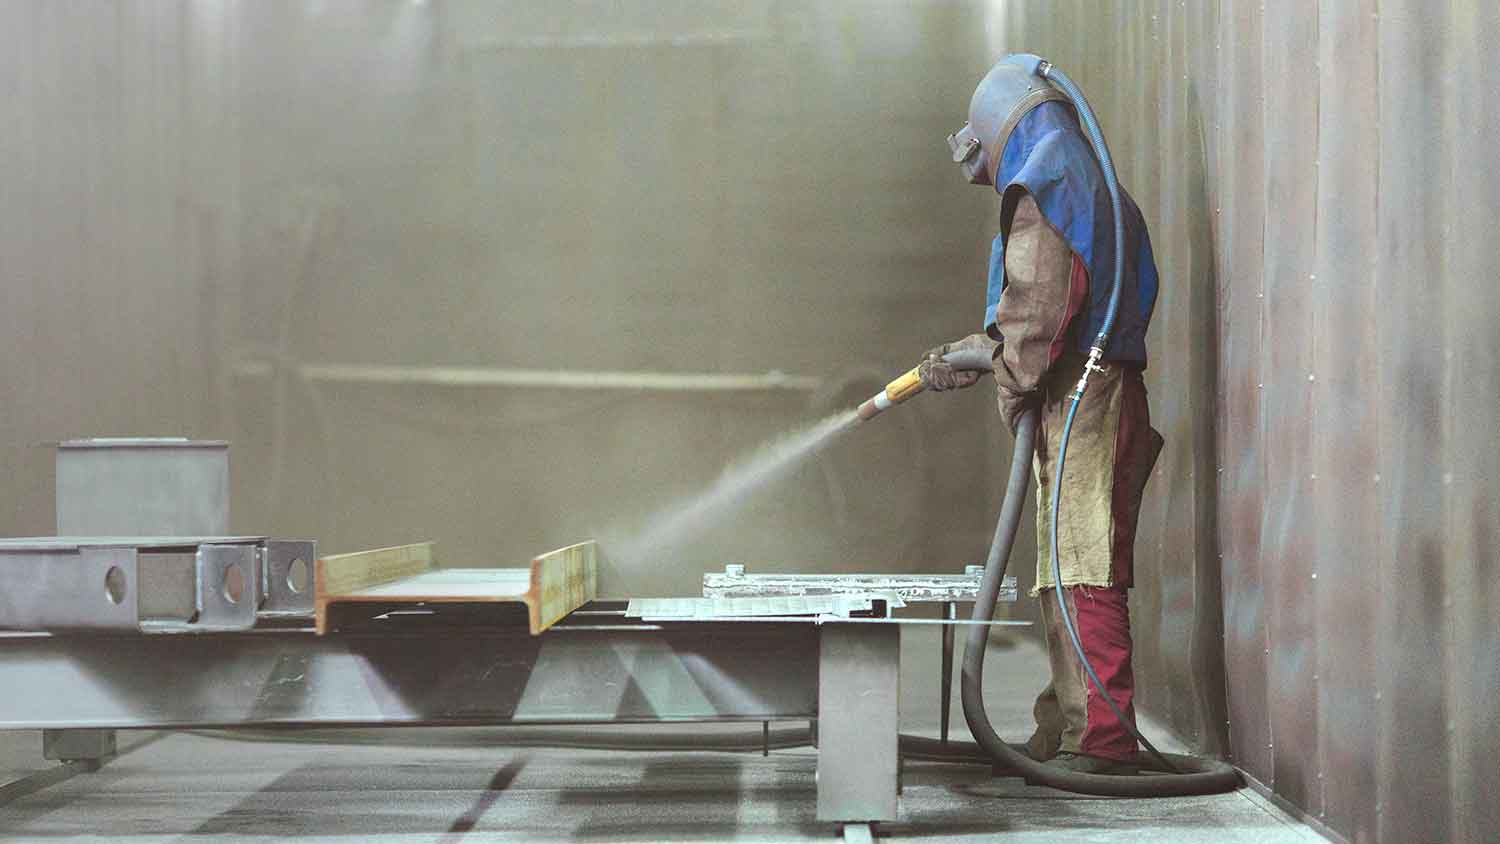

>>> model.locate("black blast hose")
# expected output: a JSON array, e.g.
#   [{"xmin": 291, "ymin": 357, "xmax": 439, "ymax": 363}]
[{"xmin": 958, "ymin": 407, "xmax": 1240, "ymax": 795}]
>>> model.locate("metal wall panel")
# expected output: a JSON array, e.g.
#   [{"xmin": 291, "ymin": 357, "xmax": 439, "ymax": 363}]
[
  {"xmin": 1313, "ymin": 1, "xmax": 1381, "ymax": 839},
  {"xmin": 990, "ymin": 2, "xmax": 1500, "ymax": 842},
  {"xmin": 1375, "ymin": 5, "xmax": 1455, "ymax": 843},
  {"xmin": 1260, "ymin": 0, "xmax": 1321, "ymax": 814},
  {"xmin": 1445, "ymin": 8, "xmax": 1500, "ymax": 844}
]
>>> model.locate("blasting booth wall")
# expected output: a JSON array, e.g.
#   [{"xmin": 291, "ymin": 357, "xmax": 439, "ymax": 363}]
[
  {"xmin": 989, "ymin": 3, "xmax": 1500, "ymax": 843},
  {"xmin": 0, "ymin": 4, "xmax": 1033, "ymax": 601}
]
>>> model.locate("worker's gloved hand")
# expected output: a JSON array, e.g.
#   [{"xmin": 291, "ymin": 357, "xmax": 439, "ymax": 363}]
[{"xmin": 918, "ymin": 334, "xmax": 999, "ymax": 391}]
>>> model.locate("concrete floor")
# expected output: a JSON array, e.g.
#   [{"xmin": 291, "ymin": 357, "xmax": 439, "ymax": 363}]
[{"xmin": 0, "ymin": 629, "xmax": 1326, "ymax": 843}]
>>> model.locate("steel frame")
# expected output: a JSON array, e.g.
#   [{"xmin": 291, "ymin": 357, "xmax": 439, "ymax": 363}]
[{"xmin": 0, "ymin": 618, "xmax": 902, "ymax": 825}]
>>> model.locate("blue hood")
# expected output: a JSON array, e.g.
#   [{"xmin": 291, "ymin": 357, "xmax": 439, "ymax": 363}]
[{"xmin": 983, "ymin": 101, "xmax": 1158, "ymax": 366}]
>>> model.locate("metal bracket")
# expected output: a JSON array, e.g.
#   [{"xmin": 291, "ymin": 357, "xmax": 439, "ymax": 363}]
[
  {"xmin": 0, "ymin": 544, "xmax": 141, "ymax": 630},
  {"xmin": 260, "ymin": 540, "xmax": 316, "ymax": 617},
  {"xmin": 190, "ymin": 544, "xmax": 260, "ymax": 631}
]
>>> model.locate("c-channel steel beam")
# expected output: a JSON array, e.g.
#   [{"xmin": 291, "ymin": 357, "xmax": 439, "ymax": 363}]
[{"xmin": 0, "ymin": 624, "xmax": 823, "ymax": 728}]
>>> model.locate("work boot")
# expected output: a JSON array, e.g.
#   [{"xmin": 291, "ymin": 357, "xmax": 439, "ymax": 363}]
[{"xmin": 1043, "ymin": 751, "xmax": 1139, "ymax": 776}]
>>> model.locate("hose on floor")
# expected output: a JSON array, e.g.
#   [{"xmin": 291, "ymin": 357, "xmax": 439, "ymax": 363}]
[{"xmin": 957, "ymin": 409, "xmax": 1241, "ymax": 795}]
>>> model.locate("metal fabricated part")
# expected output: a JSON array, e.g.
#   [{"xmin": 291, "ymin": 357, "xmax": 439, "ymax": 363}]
[
  {"xmin": 315, "ymin": 540, "xmax": 596, "ymax": 635},
  {"xmin": 0, "ymin": 537, "xmax": 281, "ymax": 633},
  {"xmin": 191, "ymin": 543, "xmax": 260, "ymax": 630},
  {"xmin": 0, "ymin": 543, "xmax": 141, "ymax": 630},
  {"xmin": 260, "ymin": 540, "xmax": 317, "ymax": 616},
  {"xmin": 703, "ymin": 565, "xmax": 1017, "ymax": 604},
  {"xmin": 55, "ymin": 438, "xmax": 229, "ymax": 536},
  {"xmin": 627, "ymin": 595, "xmax": 881, "ymax": 620},
  {"xmin": 817, "ymin": 623, "xmax": 899, "ymax": 823}
]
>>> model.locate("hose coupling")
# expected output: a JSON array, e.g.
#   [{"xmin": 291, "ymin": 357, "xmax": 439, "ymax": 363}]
[{"xmin": 1069, "ymin": 346, "xmax": 1109, "ymax": 401}]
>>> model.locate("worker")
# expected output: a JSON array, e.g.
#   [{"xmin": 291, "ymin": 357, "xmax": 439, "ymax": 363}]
[{"xmin": 918, "ymin": 58, "xmax": 1163, "ymax": 776}]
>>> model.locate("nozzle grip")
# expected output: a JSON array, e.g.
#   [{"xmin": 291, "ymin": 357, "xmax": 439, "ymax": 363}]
[{"xmin": 884, "ymin": 366, "xmax": 924, "ymax": 403}]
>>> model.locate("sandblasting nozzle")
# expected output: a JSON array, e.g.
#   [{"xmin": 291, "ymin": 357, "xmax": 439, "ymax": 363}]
[{"xmin": 856, "ymin": 365, "xmax": 925, "ymax": 422}]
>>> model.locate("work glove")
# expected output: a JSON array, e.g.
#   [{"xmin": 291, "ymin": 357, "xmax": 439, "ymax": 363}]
[{"xmin": 917, "ymin": 333, "xmax": 999, "ymax": 391}]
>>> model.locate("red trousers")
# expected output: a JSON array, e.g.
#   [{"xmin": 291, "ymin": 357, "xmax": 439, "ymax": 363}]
[{"xmin": 1028, "ymin": 585, "xmax": 1138, "ymax": 762}]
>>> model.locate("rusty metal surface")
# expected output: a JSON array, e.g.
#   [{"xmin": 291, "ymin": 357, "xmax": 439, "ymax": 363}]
[{"xmin": 991, "ymin": 2, "xmax": 1500, "ymax": 842}]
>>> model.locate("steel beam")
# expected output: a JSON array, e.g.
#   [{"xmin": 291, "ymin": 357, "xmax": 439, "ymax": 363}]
[{"xmin": 0, "ymin": 624, "xmax": 823, "ymax": 728}]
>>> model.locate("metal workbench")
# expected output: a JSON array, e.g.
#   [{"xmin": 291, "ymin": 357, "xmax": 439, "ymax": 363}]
[
  {"xmin": 0, "ymin": 438, "xmax": 1015, "ymax": 842},
  {"xmin": 0, "ymin": 613, "xmax": 903, "ymax": 836}
]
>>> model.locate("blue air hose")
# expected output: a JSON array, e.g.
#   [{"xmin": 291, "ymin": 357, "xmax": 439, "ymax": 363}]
[{"xmin": 1036, "ymin": 60, "xmax": 1175, "ymax": 773}]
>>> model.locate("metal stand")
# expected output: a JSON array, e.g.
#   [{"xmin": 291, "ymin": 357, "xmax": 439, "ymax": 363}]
[
  {"xmin": 1, "ymin": 618, "xmax": 903, "ymax": 834},
  {"xmin": 940, "ymin": 600, "xmax": 956, "ymax": 745},
  {"xmin": 41, "ymin": 729, "xmax": 116, "ymax": 770},
  {"xmin": 816, "ymin": 622, "xmax": 900, "ymax": 825}
]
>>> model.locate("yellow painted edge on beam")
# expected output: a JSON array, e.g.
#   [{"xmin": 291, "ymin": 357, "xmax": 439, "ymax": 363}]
[
  {"xmin": 315, "ymin": 542, "xmax": 434, "ymax": 634},
  {"xmin": 527, "ymin": 540, "xmax": 597, "ymax": 634}
]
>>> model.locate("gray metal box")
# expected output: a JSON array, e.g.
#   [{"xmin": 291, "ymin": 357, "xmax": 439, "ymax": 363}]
[{"xmin": 55, "ymin": 438, "xmax": 229, "ymax": 536}]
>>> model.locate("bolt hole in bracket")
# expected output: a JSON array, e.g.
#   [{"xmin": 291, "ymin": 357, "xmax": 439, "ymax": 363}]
[
  {"xmin": 0, "ymin": 537, "xmax": 316, "ymax": 634},
  {"xmin": 259, "ymin": 541, "xmax": 317, "ymax": 618},
  {"xmin": 193, "ymin": 544, "xmax": 259, "ymax": 630}
]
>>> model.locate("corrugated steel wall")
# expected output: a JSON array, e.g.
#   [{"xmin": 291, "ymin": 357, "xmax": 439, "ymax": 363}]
[{"xmin": 990, "ymin": 2, "xmax": 1500, "ymax": 842}]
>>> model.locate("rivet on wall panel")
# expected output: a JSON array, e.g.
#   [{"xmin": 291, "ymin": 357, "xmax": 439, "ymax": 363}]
[
  {"xmin": 1308, "ymin": 373, "xmax": 1316, "ymax": 382},
  {"xmin": 1311, "ymin": 572, "xmax": 1318, "ymax": 580}
]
